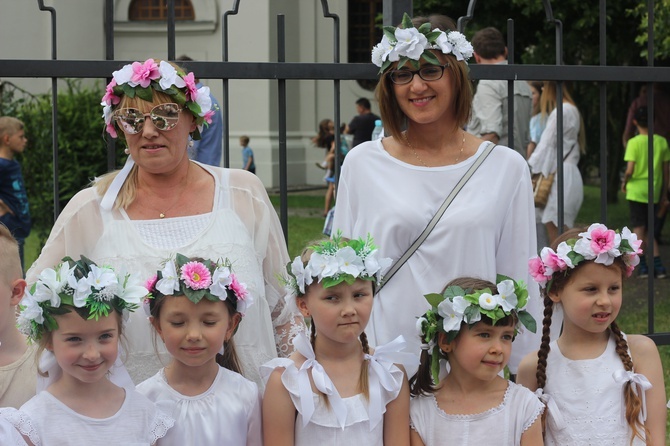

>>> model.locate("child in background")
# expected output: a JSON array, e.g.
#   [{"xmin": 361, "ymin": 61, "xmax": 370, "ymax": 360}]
[
  {"xmin": 0, "ymin": 256, "xmax": 173, "ymax": 445},
  {"xmin": 0, "ymin": 117, "xmax": 31, "ymax": 272},
  {"xmin": 519, "ymin": 224, "xmax": 667, "ymax": 445},
  {"xmin": 261, "ymin": 235, "xmax": 415, "ymax": 446},
  {"xmin": 0, "ymin": 224, "xmax": 36, "ymax": 408},
  {"xmin": 240, "ymin": 135, "xmax": 256, "ymax": 174},
  {"xmin": 137, "ymin": 254, "xmax": 262, "ymax": 446},
  {"xmin": 621, "ymin": 106, "xmax": 670, "ymax": 278},
  {"xmin": 410, "ymin": 276, "xmax": 543, "ymax": 446}
]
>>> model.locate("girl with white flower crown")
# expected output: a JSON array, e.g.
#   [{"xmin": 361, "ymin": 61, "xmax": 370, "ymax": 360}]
[
  {"xmin": 136, "ymin": 254, "xmax": 262, "ymax": 446},
  {"xmin": 518, "ymin": 224, "xmax": 667, "ymax": 445},
  {"xmin": 410, "ymin": 276, "xmax": 543, "ymax": 446},
  {"xmin": 0, "ymin": 256, "xmax": 174, "ymax": 446},
  {"xmin": 261, "ymin": 234, "xmax": 417, "ymax": 446}
]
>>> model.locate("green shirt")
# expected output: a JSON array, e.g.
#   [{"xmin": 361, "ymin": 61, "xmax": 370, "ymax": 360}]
[{"xmin": 624, "ymin": 133, "xmax": 670, "ymax": 203}]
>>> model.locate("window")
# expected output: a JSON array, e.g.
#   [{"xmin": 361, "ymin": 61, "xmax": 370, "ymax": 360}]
[
  {"xmin": 348, "ymin": 0, "xmax": 382, "ymax": 90},
  {"xmin": 129, "ymin": 0, "xmax": 195, "ymax": 21}
]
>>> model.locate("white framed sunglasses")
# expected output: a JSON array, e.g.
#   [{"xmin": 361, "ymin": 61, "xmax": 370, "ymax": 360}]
[{"xmin": 114, "ymin": 103, "xmax": 182, "ymax": 134}]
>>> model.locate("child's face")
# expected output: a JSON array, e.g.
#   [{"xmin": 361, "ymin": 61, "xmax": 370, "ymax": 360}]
[
  {"xmin": 298, "ymin": 279, "xmax": 373, "ymax": 345},
  {"xmin": 6, "ymin": 129, "xmax": 27, "ymax": 154},
  {"xmin": 153, "ymin": 295, "xmax": 239, "ymax": 369},
  {"xmin": 48, "ymin": 311, "xmax": 120, "ymax": 385},
  {"xmin": 549, "ymin": 261, "xmax": 622, "ymax": 337},
  {"xmin": 439, "ymin": 321, "xmax": 514, "ymax": 382}
]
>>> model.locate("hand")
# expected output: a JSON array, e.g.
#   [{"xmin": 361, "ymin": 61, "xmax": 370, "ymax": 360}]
[{"xmin": 0, "ymin": 199, "xmax": 14, "ymax": 217}]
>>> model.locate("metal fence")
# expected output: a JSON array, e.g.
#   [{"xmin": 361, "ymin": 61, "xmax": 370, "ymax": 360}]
[{"xmin": 1, "ymin": 0, "xmax": 668, "ymax": 343}]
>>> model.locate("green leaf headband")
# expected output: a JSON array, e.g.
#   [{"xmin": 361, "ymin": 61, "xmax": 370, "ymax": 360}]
[
  {"xmin": 17, "ymin": 256, "xmax": 145, "ymax": 342},
  {"xmin": 285, "ymin": 232, "xmax": 392, "ymax": 296},
  {"xmin": 371, "ymin": 13, "xmax": 473, "ymax": 74},
  {"xmin": 144, "ymin": 253, "xmax": 253, "ymax": 316},
  {"xmin": 416, "ymin": 275, "xmax": 537, "ymax": 383}
]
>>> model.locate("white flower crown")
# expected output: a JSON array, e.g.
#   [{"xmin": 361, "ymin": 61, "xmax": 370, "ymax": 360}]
[{"xmin": 372, "ymin": 13, "xmax": 473, "ymax": 73}]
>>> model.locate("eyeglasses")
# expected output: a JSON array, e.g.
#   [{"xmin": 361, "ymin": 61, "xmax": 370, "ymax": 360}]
[
  {"xmin": 387, "ymin": 64, "xmax": 450, "ymax": 85},
  {"xmin": 114, "ymin": 103, "xmax": 182, "ymax": 134}
]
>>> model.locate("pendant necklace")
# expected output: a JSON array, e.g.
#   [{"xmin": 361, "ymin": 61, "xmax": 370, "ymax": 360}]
[{"xmin": 403, "ymin": 130, "xmax": 466, "ymax": 167}]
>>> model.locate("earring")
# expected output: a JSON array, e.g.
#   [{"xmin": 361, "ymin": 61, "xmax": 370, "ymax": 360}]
[
  {"xmin": 188, "ymin": 140, "xmax": 194, "ymax": 148},
  {"xmin": 124, "ymin": 148, "xmax": 130, "ymax": 155}
]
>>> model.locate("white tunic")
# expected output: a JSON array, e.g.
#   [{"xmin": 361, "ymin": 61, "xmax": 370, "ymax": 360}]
[
  {"xmin": 137, "ymin": 367, "xmax": 262, "ymax": 446},
  {"xmin": 26, "ymin": 164, "xmax": 292, "ymax": 387},
  {"xmin": 542, "ymin": 334, "xmax": 647, "ymax": 445},
  {"xmin": 409, "ymin": 381, "xmax": 543, "ymax": 446},
  {"xmin": 528, "ymin": 102, "xmax": 584, "ymax": 227},
  {"xmin": 332, "ymin": 140, "xmax": 542, "ymax": 373},
  {"xmin": 0, "ymin": 389, "xmax": 174, "ymax": 446}
]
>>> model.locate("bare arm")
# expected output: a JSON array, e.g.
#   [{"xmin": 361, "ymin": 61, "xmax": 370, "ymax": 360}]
[
  {"xmin": 0, "ymin": 198, "xmax": 14, "ymax": 217},
  {"xmin": 244, "ymin": 154, "xmax": 254, "ymax": 171},
  {"xmin": 480, "ymin": 132, "xmax": 500, "ymax": 144},
  {"xmin": 516, "ymin": 350, "xmax": 540, "ymax": 392},
  {"xmin": 410, "ymin": 429, "xmax": 426, "ymax": 446},
  {"xmin": 621, "ymin": 161, "xmax": 635, "ymax": 193},
  {"xmin": 520, "ymin": 415, "xmax": 544, "ymax": 446},
  {"xmin": 383, "ymin": 369, "xmax": 411, "ymax": 446},
  {"xmin": 262, "ymin": 368, "xmax": 296, "ymax": 446}
]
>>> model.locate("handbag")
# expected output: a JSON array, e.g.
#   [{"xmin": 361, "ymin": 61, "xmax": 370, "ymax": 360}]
[
  {"xmin": 376, "ymin": 142, "xmax": 497, "ymax": 294},
  {"xmin": 532, "ymin": 172, "xmax": 554, "ymax": 208}
]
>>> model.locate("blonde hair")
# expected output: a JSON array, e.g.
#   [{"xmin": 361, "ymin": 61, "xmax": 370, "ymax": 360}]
[
  {"xmin": 0, "ymin": 224, "xmax": 21, "ymax": 283},
  {"xmin": 0, "ymin": 117, "xmax": 24, "ymax": 143},
  {"xmin": 540, "ymin": 81, "xmax": 586, "ymax": 154}
]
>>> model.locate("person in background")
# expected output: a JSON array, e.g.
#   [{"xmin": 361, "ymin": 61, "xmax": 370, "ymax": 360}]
[
  {"xmin": 527, "ymin": 81, "xmax": 549, "ymax": 252},
  {"xmin": 240, "ymin": 135, "xmax": 256, "ymax": 174},
  {"xmin": 467, "ymin": 27, "xmax": 532, "ymax": 158},
  {"xmin": 0, "ymin": 117, "xmax": 31, "ymax": 272},
  {"xmin": 177, "ymin": 55, "xmax": 223, "ymax": 167},
  {"xmin": 346, "ymin": 98, "xmax": 380, "ymax": 148}
]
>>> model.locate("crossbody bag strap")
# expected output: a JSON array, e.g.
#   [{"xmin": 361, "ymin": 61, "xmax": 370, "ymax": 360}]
[{"xmin": 376, "ymin": 142, "xmax": 497, "ymax": 294}]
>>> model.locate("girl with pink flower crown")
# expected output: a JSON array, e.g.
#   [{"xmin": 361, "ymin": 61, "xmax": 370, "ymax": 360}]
[
  {"xmin": 261, "ymin": 235, "xmax": 417, "ymax": 446},
  {"xmin": 518, "ymin": 223, "xmax": 667, "ymax": 445},
  {"xmin": 137, "ymin": 254, "xmax": 262, "ymax": 446}
]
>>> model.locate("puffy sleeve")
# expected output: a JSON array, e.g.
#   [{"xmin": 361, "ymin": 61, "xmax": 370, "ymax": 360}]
[{"xmin": 228, "ymin": 169, "xmax": 306, "ymax": 357}]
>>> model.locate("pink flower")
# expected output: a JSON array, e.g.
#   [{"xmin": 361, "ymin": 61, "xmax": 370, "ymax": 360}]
[
  {"xmin": 229, "ymin": 274, "xmax": 248, "ymax": 300},
  {"xmin": 540, "ymin": 248, "xmax": 566, "ymax": 271},
  {"xmin": 589, "ymin": 226, "xmax": 616, "ymax": 255},
  {"xmin": 180, "ymin": 261, "xmax": 212, "ymax": 290},
  {"xmin": 145, "ymin": 274, "xmax": 158, "ymax": 292},
  {"xmin": 528, "ymin": 257, "xmax": 551, "ymax": 287},
  {"xmin": 102, "ymin": 79, "xmax": 120, "ymax": 105},
  {"xmin": 625, "ymin": 264, "xmax": 635, "ymax": 278},
  {"xmin": 203, "ymin": 109, "xmax": 215, "ymax": 125},
  {"xmin": 130, "ymin": 59, "xmax": 160, "ymax": 88},
  {"xmin": 106, "ymin": 122, "xmax": 117, "ymax": 138},
  {"xmin": 183, "ymin": 72, "xmax": 198, "ymax": 100}
]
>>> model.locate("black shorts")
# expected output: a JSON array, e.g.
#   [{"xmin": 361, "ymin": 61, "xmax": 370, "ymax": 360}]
[{"xmin": 628, "ymin": 200, "xmax": 659, "ymax": 228}]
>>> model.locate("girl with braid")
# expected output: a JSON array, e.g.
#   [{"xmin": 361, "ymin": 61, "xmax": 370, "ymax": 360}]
[
  {"xmin": 261, "ymin": 235, "xmax": 416, "ymax": 446},
  {"xmin": 518, "ymin": 224, "xmax": 667, "ymax": 445}
]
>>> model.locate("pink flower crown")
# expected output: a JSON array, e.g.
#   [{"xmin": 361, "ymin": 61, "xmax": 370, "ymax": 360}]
[
  {"xmin": 528, "ymin": 223, "xmax": 643, "ymax": 290},
  {"xmin": 101, "ymin": 58, "xmax": 217, "ymax": 140},
  {"xmin": 144, "ymin": 253, "xmax": 253, "ymax": 316}
]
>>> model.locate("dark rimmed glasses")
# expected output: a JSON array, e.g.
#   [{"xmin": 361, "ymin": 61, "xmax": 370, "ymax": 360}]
[
  {"xmin": 387, "ymin": 64, "xmax": 450, "ymax": 85},
  {"xmin": 114, "ymin": 103, "xmax": 182, "ymax": 134}
]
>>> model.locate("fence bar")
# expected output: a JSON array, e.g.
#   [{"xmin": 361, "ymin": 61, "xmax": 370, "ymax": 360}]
[
  {"xmin": 506, "ymin": 19, "xmax": 515, "ymax": 153},
  {"xmin": 646, "ymin": 0, "xmax": 656, "ymax": 334},
  {"xmin": 222, "ymin": 1, "xmax": 241, "ymax": 168},
  {"xmin": 104, "ymin": 0, "xmax": 116, "ymax": 173},
  {"xmin": 167, "ymin": 0, "xmax": 175, "ymax": 61},
  {"xmin": 598, "ymin": 0, "xmax": 607, "ymax": 223},
  {"xmin": 321, "ymin": 1, "xmax": 342, "ymax": 181},
  {"xmin": 277, "ymin": 15, "xmax": 288, "ymax": 243}
]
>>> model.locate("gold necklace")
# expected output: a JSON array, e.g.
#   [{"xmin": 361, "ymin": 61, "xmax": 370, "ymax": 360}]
[
  {"xmin": 403, "ymin": 130, "xmax": 466, "ymax": 167},
  {"xmin": 145, "ymin": 166, "xmax": 190, "ymax": 219}
]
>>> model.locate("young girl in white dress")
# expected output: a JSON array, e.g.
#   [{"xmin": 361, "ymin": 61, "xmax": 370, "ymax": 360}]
[
  {"xmin": 136, "ymin": 254, "xmax": 262, "ymax": 446},
  {"xmin": 410, "ymin": 276, "xmax": 544, "ymax": 446},
  {"xmin": 0, "ymin": 256, "xmax": 174, "ymax": 446},
  {"xmin": 261, "ymin": 235, "xmax": 416, "ymax": 446},
  {"xmin": 519, "ymin": 224, "xmax": 667, "ymax": 445}
]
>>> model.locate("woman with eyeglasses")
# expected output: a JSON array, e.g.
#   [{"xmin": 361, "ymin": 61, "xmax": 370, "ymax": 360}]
[
  {"xmin": 26, "ymin": 59, "xmax": 303, "ymax": 387},
  {"xmin": 332, "ymin": 15, "xmax": 541, "ymax": 377}
]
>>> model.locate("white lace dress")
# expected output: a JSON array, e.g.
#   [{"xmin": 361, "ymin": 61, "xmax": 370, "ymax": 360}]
[
  {"xmin": 137, "ymin": 367, "xmax": 261, "ymax": 446},
  {"xmin": 0, "ymin": 389, "xmax": 174, "ymax": 446},
  {"xmin": 260, "ymin": 334, "xmax": 416, "ymax": 446},
  {"xmin": 541, "ymin": 334, "xmax": 648, "ymax": 445},
  {"xmin": 26, "ymin": 164, "xmax": 303, "ymax": 387},
  {"xmin": 409, "ymin": 381, "xmax": 543, "ymax": 445}
]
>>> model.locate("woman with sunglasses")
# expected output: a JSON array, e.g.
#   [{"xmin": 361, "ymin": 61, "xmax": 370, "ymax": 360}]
[
  {"xmin": 26, "ymin": 59, "xmax": 302, "ymax": 387},
  {"xmin": 332, "ymin": 15, "xmax": 541, "ymax": 377}
]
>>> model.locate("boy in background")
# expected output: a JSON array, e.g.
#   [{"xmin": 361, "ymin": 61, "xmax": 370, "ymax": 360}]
[
  {"xmin": 0, "ymin": 117, "xmax": 31, "ymax": 272},
  {"xmin": 622, "ymin": 106, "xmax": 670, "ymax": 278},
  {"xmin": 240, "ymin": 135, "xmax": 256, "ymax": 174},
  {"xmin": 0, "ymin": 223, "xmax": 36, "ymax": 408}
]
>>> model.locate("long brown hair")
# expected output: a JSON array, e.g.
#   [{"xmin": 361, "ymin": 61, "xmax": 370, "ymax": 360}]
[{"xmin": 540, "ymin": 81, "xmax": 586, "ymax": 154}]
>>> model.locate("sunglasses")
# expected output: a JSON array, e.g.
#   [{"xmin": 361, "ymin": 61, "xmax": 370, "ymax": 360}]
[{"xmin": 114, "ymin": 103, "xmax": 182, "ymax": 134}]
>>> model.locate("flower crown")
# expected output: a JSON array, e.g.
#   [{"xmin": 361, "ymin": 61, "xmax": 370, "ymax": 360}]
[
  {"xmin": 144, "ymin": 253, "xmax": 253, "ymax": 316},
  {"xmin": 285, "ymin": 232, "xmax": 392, "ymax": 296},
  {"xmin": 528, "ymin": 223, "xmax": 643, "ymax": 290},
  {"xmin": 101, "ymin": 58, "xmax": 217, "ymax": 140},
  {"xmin": 417, "ymin": 275, "xmax": 536, "ymax": 383},
  {"xmin": 17, "ymin": 256, "xmax": 146, "ymax": 342},
  {"xmin": 372, "ymin": 13, "xmax": 473, "ymax": 74}
]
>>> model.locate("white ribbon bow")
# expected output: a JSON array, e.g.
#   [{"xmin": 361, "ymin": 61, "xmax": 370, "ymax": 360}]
[
  {"xmin": 100, "ymin": 156, "xmax": 135, "ymax": 211},
  {"xmin": 534, "ymin": 388, "xmax": 566, "ymax": 432},
  {"xmin": 365, "ymin": 335, "xmax": 419, "ymax": 431},
  {"xmin": 292, "ymin": 333, "xmax": 347, "ymax": 429},
  {"xmin": 612, "ymin": 369, "xmax": 652, "ymax": 424}
]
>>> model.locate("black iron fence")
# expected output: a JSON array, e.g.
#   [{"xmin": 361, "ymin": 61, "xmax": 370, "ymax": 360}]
[{"xmin": 0, "ymin": 0, "xmax": 667, "ymax": 343}]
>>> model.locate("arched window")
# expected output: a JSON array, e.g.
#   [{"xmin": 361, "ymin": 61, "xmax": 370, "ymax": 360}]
[
  {"xmin": 348, "ymin": 0, "xmax": 382, "ymax": 90},
  {"xmin": 129, "ymin": 0, "xmax": 195, "ymax": 21}
]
